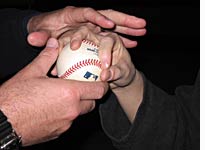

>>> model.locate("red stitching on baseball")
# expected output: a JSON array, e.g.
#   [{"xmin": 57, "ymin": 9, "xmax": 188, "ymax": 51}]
[
  {"xmin": 60, "ymin": 59, "xmax": 101, "ymax": 79},
  {"xmin": 82, "ymin": 39, "xmax": 99, "ymax": 48}
]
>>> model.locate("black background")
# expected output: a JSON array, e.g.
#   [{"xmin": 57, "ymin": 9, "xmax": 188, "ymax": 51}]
[{"xmin": 0, "ymin": 0, "xmax": 199, "ymax": 149}]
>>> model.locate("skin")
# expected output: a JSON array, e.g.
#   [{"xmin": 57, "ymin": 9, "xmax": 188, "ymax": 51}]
[
  {"xmin": 0, "ymin": 38, "xmax": 108, "ymax": 146},
  {"xmin": 55, "ymin": 27, "xmax": 144, "ymax": 123},
  {"xmin": 97, "ymin": 34, "xmax": 144, "ymax": 122},
  {"xmin": 0, "ymin": 6, "xmax": 146, "ymax": 146},
  {"xmin": 27, "ymin": 6, "xmax": 146, "ymax": 49}
]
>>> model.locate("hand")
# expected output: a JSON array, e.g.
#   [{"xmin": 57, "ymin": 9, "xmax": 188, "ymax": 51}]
[
  {"xmin": 98, "ymin": 32, "xmax": 144, "ymax": 123},
  {"xmin": 53, "ymin": 26, "xmax": 136, "ymax": 87},
  {"xmin": 27, "ymin": 6, "xmax": 146, "ymax": 49},
  {"xmin": 98, "ymin": 33, "xmax": 144, "ymax": 123},
  {"xmin": 55, "ymin": 27, "xmax": 143, "ymax": 123},
  {"xmin": 0, "ymin": 38, "xmax": 108, "ymax": 146},
  {"xmin": 99, "ymin": 9, "xmax": 146, "ymax": 48}
]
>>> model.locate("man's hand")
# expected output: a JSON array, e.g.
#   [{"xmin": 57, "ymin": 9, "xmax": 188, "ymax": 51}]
[
  {"xmin": 0, "ymin": 38, "xmax": 108, "ymax": 146},
  {"xmin": 55, "ymin": 25, "xmax": 144, "ymax": 123},
  {"xmin": 27, "ymin": 6, "xmax": 146, "ymax": 49},
  {"xmin": 99, "ymin": 9, "xmax": 146, "ymax": 48}
]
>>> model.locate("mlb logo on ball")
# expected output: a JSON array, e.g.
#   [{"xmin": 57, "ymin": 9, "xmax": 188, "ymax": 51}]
[{"xmin": 83, "ymin": 71, "xmax": 99, "ymax": 81}]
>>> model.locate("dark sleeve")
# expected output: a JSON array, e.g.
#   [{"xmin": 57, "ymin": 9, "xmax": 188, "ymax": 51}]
[
  {"xmin": 0, "ymin": 8, "xmax": 41, "ymax": 80},
  {"xmin": 99, "ymin": 72, "xmax": 199, "ymax": 150}
]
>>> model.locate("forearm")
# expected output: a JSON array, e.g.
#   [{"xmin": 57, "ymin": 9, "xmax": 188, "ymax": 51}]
[
  {"xmin": 100, "ymin": 82, "xmax": 172, "ymax": 150},
  {"xmin": 99, "ymin": 73, "xmax": 198, "ymax": 149},
  {"xmin": 111, "ymin": 70, "xmax": 144, "ymax": 123}
]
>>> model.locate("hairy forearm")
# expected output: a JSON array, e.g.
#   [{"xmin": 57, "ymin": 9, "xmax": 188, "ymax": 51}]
[{"xmin": 112, "ymin": 70, "xmax": 144, "ymax": 123}]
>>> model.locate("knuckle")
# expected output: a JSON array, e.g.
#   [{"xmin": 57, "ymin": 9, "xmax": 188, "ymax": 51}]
[
  {"xmin": 57, "ymin": 123, "xmax": 72, "ymax": 135},
  {"xmin": 77, "ymin": 27, "xmax": 90, "ymax": 36},
  {"xmin": 68, "ymin": 108, "xmax": 80, "ymax": 120},
  {"xmin": 105, "ymin": 9, "xmax": 114, "ymax": 13},
  {"xmin": 39, "ymin": 48, "xmax": 54, "ymax": 59},
  {"xmin": 64, "ymin": 6, "xmax": 75, "ymax": 12},
  {"xmin": 83, "ymin": 7, "xmax": 96, "ymax": 18},
  {"xmin": 58, "ymin": 86, "xmax": 79, "ymax": 101},
  {"xmin": 79, "ymin": 26, "xmax": 89, "ymax": 32},
  {"xmin": 109, "ymin": 32, "xmax": 121, "ymax": 41},
  {"xmin": 83, "ymin": 7, "xmax": 94, "ymax": 14},
  {"xmin": 102, "ymin": 36, "xmax": 114, "ymax": 44}
]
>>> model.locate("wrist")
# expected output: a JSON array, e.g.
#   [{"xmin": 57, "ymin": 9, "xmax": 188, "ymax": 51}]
[
  {"xmin": 0, "ymin": 105, "xmax": 20, "ymax": 138},
  {"xmin": 0, "ymin": 109, "xmax": 22, "ymax": 150},
  {"xmin": 112, "ymin": 70, "xmax": 144, "ymax": 123},
  {"xmin": 112, "ymin": 70, "xmax": 143, "ymax": 95}
]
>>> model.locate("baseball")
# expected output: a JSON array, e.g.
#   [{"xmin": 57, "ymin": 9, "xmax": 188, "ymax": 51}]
[{"xmin": 56, "ymin": 40, "xmax": 102, "ymax": 81}]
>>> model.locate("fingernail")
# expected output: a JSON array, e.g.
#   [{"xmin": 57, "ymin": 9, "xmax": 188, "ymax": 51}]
[
  {"xmin": 105, "ymin": 62, "xmax": 110, "ymax": 69},
  {"xmin": 107, "ymin": 69, "xmax": 112, "ymax": 81},
  {"xmin": 70, "ymin": 38, "xmax": 81, "ymax": 50},
  {"xmin": 104, "ymin": 18, "xmax": 114, "ymax": 26},
  {"xmin": 70, "ymin": 39, "xmax": 80, "ymax": 50},
  {"xmin": 107, "ymin": 20, "xmax": 114, "ymax": 26},
  {"xmin": 101, "ymin": 59, "xmax": 109, "ymax": 69},
  {"xmin": 46, "ymin": 38, "xmax": 59, "ymax": 49},
  {"xmin": 102, "ymin": 62, "xmax": 110, "ymax": 70}
]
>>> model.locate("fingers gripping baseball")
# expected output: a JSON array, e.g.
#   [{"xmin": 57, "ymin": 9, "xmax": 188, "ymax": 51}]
[
  {"xmin": 55, "ymin": 25, "xmax": 136, "ymax": 90},
  {"xmin": 98, "ymin": 36, "xmax": 114, "ymax": 70},
  {"xmin": 59, "ymin": 26, "xmax": 99, "ymax": 51},
  {"xmin": 98, "ymin": 32, "xmax": 136, "ymax": 89},
  {"xmin": 102, "ymin": 63, "xmax": 135, "ymax": 89}
]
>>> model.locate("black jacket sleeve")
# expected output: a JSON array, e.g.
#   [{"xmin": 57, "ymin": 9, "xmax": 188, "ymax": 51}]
[
  {"xmin": 99, "ymin": 72, "xmax": 199, "ymax": 150},
  {"xmin": 0, "ymin": 8, "xmax": 41, "ymax": 80}
]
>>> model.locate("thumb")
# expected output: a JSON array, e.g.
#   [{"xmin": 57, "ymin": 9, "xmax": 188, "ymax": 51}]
[{"xmin": 25, "ymin": 38, "xmax": 59, "ymax": 77}]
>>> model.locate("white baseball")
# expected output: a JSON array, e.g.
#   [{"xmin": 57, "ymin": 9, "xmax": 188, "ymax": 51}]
[{"xmin": 56, "ymin": 40, "xmax": 102, "ymax": 81}]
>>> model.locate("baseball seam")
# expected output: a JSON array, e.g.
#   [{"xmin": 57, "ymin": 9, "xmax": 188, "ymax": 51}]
[
  {"xmin": 82, "ymin": 39, "xmax": 99, "ymax": 48},
  {"xmin": 60, "ymin": 59, "xmax": 101, "ymax": 79}
]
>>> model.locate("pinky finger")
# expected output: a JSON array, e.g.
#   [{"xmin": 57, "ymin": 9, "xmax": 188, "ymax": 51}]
[{"xmin": 119, "ymin": 36, "xmax": 138, "ymax": 48}]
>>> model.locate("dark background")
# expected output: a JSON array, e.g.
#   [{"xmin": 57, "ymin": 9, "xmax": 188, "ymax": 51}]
[{"xmin": 0, "ymin": 0, "xmax": 199, "ymax": 149}]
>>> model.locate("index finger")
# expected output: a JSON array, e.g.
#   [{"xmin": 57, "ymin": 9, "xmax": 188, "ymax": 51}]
[
  {"xmin": 99, "ymin": 9, "xmax": 146, "ymax": 29},
  {"xmin": 72, "ymin": 81, "xmax": 109, "ymax": 100}
]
